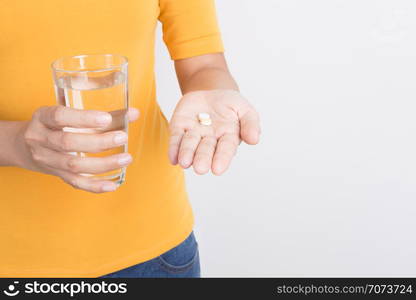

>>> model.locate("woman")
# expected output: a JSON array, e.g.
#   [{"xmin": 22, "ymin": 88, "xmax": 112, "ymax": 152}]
[{"xmin": 0, "ymin": 0, "xmax": 260, "ymax": 278}]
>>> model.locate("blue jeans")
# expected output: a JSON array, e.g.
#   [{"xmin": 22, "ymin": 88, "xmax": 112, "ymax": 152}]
[{"xmin": 101, "ymin": 232, "xmax": 200, "ymax": 278}]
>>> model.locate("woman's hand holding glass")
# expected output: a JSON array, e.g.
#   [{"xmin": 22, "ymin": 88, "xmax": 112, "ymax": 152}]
[{"xmin": 15, "ymin": 105, "xmax": 139, "ymax": 193}]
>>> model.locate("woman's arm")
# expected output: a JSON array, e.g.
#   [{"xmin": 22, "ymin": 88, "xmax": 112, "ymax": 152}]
[{"xmin": 175, "ymin": 53, "xmax": 239, "ymax": 93}]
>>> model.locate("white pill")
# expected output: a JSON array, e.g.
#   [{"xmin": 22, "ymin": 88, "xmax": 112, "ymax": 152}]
[
  {"xmin": 198, "ymin": 113, "xmax": 211, "ymax": 121},
  {"xmin": 200, "ymin": 119, "xmax": 212, "ymax": 126}
]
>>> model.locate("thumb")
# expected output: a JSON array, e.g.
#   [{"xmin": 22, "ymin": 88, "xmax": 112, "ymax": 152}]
[{"xmin": 239, "ymin": 107, "xmax": 261, "ymax": 145}]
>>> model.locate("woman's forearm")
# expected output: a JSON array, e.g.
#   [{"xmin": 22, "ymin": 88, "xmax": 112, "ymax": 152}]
[
  {"xmin": 0, "ymin": 121, "xmax": 27, "ymax": 167},
  {"xmin": 174, "ymin": 53, "xmax": 239, "ymax": 94},
  {"xmin": 178, "ymin": 67, "xmax": 239, "ymax": 94}
]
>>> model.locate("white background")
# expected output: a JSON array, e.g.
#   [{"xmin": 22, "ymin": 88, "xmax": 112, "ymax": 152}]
[{"xmin": 155, "ymin": 0, "xmax": 416, "ymax": 276}]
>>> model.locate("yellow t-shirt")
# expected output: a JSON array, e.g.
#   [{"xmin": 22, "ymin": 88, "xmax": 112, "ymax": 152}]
[{"xmin": 0, "ymin": 0, "xmax": 223, "ymax": 277}]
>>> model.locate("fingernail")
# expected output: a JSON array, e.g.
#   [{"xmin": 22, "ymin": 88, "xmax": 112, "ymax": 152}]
[
  {"xmin": 96, "ymin": 113, "xmax": 112, "ymax": 125},
  {"xmin": 129, "ymin": 108, "xmax": 140, "ymax": 118},
  {"xmin": 118, "ymin": 154, "xmax": 132, "ymax": 165},
  {"xmin": 114, "ymin": 132, "xmax": 128, "ymax": 145},
  {"xmin": 180, "ymin": 158, "xmax": 191, "ymax": 167},
  {"xmin": 102, "ymin": 182, "xmax": 117, "ymax": 192}
]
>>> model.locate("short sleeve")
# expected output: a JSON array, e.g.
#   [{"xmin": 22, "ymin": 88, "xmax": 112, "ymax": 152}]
[{"xmin": 158, "ymin": 0, "xmax": 224, "ymax": 60}]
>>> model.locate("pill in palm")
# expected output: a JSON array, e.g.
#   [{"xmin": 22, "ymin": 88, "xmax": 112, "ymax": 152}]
[
  {"xmin": 198, "ymin": 113, "xmax": 211, "ymax": 121},
  {"xmin": 198, "ymin": 112, "xmax": 212, "ymax": 126},
  {"xmin": 200, "ymin": 119, "xmax": 212, "ymax": 126}
]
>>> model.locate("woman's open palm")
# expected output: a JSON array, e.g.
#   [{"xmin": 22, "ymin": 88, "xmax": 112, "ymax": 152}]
[{"xmin": 168, "ymin": 90, "xmax": 261, "ymax": 175}]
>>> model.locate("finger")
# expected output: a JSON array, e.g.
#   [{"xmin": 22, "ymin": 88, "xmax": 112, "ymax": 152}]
[
  {"xmin": 212, "ymin": 133, "xmax": 240, "ymax": 175},
  {"xmin": 42, "ymin": 129, "xmax": 128, "ymax": 153},
  {"xmin": 85, "ymin": 107, "xmax": 140, "ymax": 133},
  {"xmin": 168, "ymin": 127, "xmax": 185, "ymax": 165},
  {"xmin": 239, "ymin": 108, "xmax": 261, "ymax": 145},
  {"xmin": 68, "ymin": 152, "xmax": 132, "ymax": 174},
  {"xmin": 178, "ymin": 130, "xmax": 202, "ymax": 168},
  {"xmin": 36, "ymin": 105, "xmax": 112, "ymax": 129},
  {"xmin": 127, "ymin": 107, "xmax": 140, "ymax": 122},
  {"xmin": 108, "ymin": 107, "xmax": 140, "ymax": 129},
  {"xmin": 193, "ymin": 136, "xmax": 217, "ymax": 175},
  {"xmin": 57, "ymin": 170, "xmax": 119, "ymax": 193},
  {"xmin": 33, "ymin": 146, "xmax": 133, "ymax": 174}
]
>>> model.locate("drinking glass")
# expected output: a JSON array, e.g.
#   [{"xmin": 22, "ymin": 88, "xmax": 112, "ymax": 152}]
[{"xmin": 51, "ymin": 54, "xmax": 129, "ymax": 185}]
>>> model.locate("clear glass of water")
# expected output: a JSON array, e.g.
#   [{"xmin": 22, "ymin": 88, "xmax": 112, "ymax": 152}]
[{"xmin": 51, "ymin": 54, "xmax": 129, "ymax": 185}]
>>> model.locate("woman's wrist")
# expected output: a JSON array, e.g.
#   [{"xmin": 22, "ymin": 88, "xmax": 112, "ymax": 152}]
[
  {"xmin": 0, "ymin": 120, "xmax": 30, "ymax": 167},
  {"xmin": 13, "ymin": 121, "xmax": 32, "ymax": 168}
]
